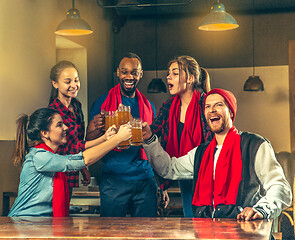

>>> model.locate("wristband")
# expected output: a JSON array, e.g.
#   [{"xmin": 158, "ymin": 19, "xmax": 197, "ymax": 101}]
[{"xmin": 144, "ymin": 134, "xmax": 156, "ymax": 145}]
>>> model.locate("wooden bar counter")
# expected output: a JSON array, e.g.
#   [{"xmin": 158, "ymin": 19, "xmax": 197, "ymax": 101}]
[{"xmin": 0, "ymin": 217, "xmax": 273, "ymax": 239}]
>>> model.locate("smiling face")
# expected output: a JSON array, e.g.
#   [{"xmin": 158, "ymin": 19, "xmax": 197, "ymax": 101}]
[
  {"xmin": 204, "ymin": 94, "xmax": 233, "ymax": 134},
  {"xmin": 52, "ymin": 67, "xmax": 80, "ymax": 101},
  {"xmin": 117, "ymin": 57, "xmax": 143, "ymax": 97},
  {"xmin": 41, "ymin": 113, "xmax": 68, "ymax": 150},
  {"xmin": 166, "ymin": 62, "xmax": 191, "ymax": 96}
]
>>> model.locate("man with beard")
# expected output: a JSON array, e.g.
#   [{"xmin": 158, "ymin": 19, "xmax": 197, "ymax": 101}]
[
  {"xmin": 142, "ymin": 88, "xmax": 292, "ymax": 220},
  {"xmin": 86, "ymin": 53, "xmax": 158, "ymax": 217}
]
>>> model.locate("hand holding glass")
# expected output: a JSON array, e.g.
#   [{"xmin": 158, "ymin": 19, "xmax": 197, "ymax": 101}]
[{"xmin": 116, "ymin": 124, "xmax": 132, "ymax": 143}]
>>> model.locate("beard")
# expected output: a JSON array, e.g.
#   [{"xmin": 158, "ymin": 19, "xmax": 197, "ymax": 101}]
[
  {"xmin": 210, "ymin": 121, "xmax": 226, "ymax": 133},
  {"xmin": 207, "ymin": 116, "xmax": 228, "ymax": 134},
  {"xmin": 119, "ymin": 79, "xmax": 138, "ymax": 97}
]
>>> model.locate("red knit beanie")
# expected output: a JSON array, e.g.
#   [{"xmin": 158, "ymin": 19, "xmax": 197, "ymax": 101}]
[{"xmin": 204, "ymin": 88, "xmax": 237, "ymax": 121}]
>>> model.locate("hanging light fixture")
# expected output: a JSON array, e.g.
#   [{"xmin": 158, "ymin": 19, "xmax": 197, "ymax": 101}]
[
  {"xmin": 147, "ymin": 3, "xmax": 167, "ymax": 94},
  {"xmin": 96, "ymin": 0, "xmax": 192, "ymax": 8},
  {"xmin": 199, "ymin": 0, "xmax": 239, "ymax": 31},
  {"xmin": 243, "ymin": 0, "xmax": 264, "ymax": 91},
  {"xmin": 55, "ymin": 0, "xmax": 93, "ymax": 36},
  {"xmin": 147, "ymin": 78, "xmax": 167, "ymax": 93}
]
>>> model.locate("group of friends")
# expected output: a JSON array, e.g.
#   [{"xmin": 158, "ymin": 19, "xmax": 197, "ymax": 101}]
[{"xmin": 8, "ymin": 53, "xmax": 292, "ymax": 223}]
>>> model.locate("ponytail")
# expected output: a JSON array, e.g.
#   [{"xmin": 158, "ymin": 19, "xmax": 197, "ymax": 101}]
[
  {"xmin": 167, "ymin": 56, "xmax": 211, "ymax": 94},
  {"xmin": 200, "ymin": 67, "xmax": 211, "ymax": 94},
  {"xmin": 13, "ymin": 108, "xmax": 59, "ymax": 166},
  {"xmin": 49, "ymin": 86, "xmax": 58, "ymax": 105},
  {"xmin": 13, "ymin": 114, "xmax": 29, "ymax": 166}
]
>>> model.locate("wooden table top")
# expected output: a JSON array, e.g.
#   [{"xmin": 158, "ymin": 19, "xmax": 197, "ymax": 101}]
[{"xmin": 0, "ymin": 217, "xmax": 273, "ymax": 239}]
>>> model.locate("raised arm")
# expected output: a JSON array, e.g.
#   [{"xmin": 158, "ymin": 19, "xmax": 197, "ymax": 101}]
[
  {"xmin": 33, "ymin": 124, "xmax": 131, "ymax": 172},
  {"xmin": 83, "ymin": 124, "xmax": 131, "ymax": 166},
  {"xmin": 86, "ymin": 112, "xmax": 105, "ymax": 141},
  {"xmin": 86, "ymin": 95, "xmax": 107, "ymax": 141},
  {"xmin": 142, "ymin": 122, "xmax": 195, "ymax": 180}
]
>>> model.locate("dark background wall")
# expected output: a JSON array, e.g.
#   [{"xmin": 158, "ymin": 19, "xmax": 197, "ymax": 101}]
[
  {"xmin": 107, "ymin": 8, "xmax": 293, "ymax": 154},
  {"xmin": 112, "ymin": 11, "xmax": 295, "ymax": 71}
]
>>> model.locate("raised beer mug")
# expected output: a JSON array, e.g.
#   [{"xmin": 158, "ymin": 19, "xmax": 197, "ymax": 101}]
[
  {"xmin": 105, "ymin": 111, "xmax": 117, "ymax": 131},
  {"xmin": 117, "ymin": 105, "xmax": 131, "ymax": 149},
  {"xmin": 130, "ymin": 118, "xmax": 143, "ymax": 146}
]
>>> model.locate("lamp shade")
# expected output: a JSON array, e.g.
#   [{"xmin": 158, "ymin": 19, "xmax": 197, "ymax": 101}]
[
  {"xmin": 55, "ymin": 8, "xmax": 93, "ymax": 36},
  {"xmin": 199, "ymin": 3, "xmax": 239, "ymax": 31},
  {"xmin": 243, "ymin": 76, "xmax": 264, "ymax": 91},
  {"xmin": 147, "ymin": 78, "xmax": 167, "ymax": 93}
]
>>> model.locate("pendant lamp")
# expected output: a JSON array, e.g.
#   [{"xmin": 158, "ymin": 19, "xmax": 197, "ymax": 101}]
[
  {"xmin": 96, "ymin": 0, "xmax": 192, "ymax": 8},
  {"xmin": 147, "ymin": 4, "xmax": 167, "ymax": 94},
  {"xmin": 147, "ymin": 78, "xmax": 167, "ymax": 93},
  {"xmin": 243, "ymin": 0, "xmax": 264, "ymax": 91},
  {"xmin": 243, "ymin": 76, "xmax": 264, "ymax": 91},
  {"xmin": 55, "ymin": 0, "xmax": 93, "ymax": 36},
  {"xmin": 199, "ymin": 0, "xmax": 239, "ymax": 31}
]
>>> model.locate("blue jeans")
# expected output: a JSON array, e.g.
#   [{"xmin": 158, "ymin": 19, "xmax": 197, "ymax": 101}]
[
  {"xmin": 100, "ymin": 175, "xmax": 158, "ymax": 217},
  {"xmin": 179, "ymin": 180, "xmax": 194, "ymax": 218}
]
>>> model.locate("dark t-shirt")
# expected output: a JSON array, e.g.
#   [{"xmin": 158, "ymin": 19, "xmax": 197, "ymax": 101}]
[{"xmin": 89, "ymin": 92, "xmax": 156, "ymax": 181}]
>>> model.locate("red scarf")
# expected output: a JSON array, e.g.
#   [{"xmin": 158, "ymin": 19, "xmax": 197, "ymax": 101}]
[
  {"xmin": 35, "ymin": 143, "xmax": 70, "ymax": 217},
  {"xmin": 101, "ymin": 84, "xmax": 154, "ymax": 160},
  {"xmin": 166, "ymin": 91, "xmax": 203, "ymax": 157},
  {"xmin": 192, "ymin": 127, "xmax": 242, "ymax": 208}
]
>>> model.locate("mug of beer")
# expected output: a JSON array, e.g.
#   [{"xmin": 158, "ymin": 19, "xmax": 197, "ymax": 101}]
[
  {"xmin": 117, "ymin": 105, "xmax": 131, "ymax": 149},
  {"xmin": 130, "ymin": 118, "xmax": 143, "ymax": 146},
  {"xmin": 105, "ymin": 111, "xmax": 117, "ymax": 131}
]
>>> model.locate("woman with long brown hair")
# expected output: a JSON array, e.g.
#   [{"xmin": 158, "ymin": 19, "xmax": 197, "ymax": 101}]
[
  {"xmin": 48, "ymin": 60, "xmax": 90, "ymax": 200},
  {"xmin": 9, "ymin": 108, "xmax": 131, "ymax": 217},
  {"xmin": 150, "ymin": 56, "xmax": 212, "ymax": 217}
]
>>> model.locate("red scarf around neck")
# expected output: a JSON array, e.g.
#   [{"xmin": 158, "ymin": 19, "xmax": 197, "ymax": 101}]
[
  {"xmin": 166, "ymin": 91, "xmax": 203, "ymax": 157},
  {"xmin": 35, "ymin": 143, "xmax": 69, "ymax": 217},
  {"xmin": 101, "ymin": 84, "xmax": 154, "ymax": 160},
  {"xmin": 192, "ymin": 127, "xmax": 242, "ymax": 208}
]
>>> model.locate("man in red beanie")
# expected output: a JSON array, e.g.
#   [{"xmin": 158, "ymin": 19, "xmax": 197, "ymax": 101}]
[{"xmin": 142, "ymin": 88, "xmax": 292, "ymax": 220}]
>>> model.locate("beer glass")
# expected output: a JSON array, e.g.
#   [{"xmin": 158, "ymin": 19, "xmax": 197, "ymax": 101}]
[
  {"xmin": 105, "ymin": 111, "xmax": 111, "ymax": 131},
  {"xmin": 130, "ymin": 118, "xmax": 143, "ymax": 146},
  {"xmin": 105, "ymin": 111, "xmax": 117, "ymax": 131},
  {"xmin": 117, "ymin": 106, "xmax": 131, "ymax": 149}
]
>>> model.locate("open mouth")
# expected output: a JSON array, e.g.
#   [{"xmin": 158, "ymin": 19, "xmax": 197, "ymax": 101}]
[
  {"xmin": 168, "ymin": 83, "xmax": 174, "ymax": 90},
  {"xmin": 209, "ymin": 116, "xmax": 221, "ymax": 125},
  {"xmin": 123, "ymin": 80, "xmax": 135, "ymax": 89}
]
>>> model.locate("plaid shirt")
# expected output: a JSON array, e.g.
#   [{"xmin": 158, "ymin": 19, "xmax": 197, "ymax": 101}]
[
  {"xmin": 150, "ymin": 93, "xmax": 212, "ymax": 190},
  {"xmin": 49, "ymin": 98, "xmax": 86, "ymax": 187}
]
